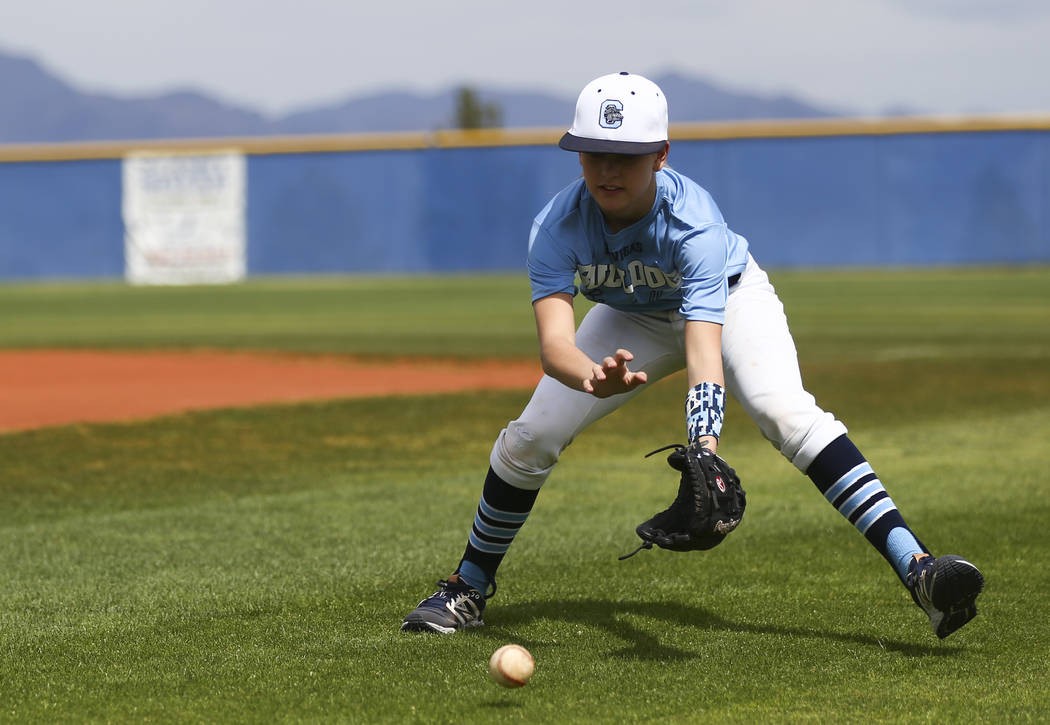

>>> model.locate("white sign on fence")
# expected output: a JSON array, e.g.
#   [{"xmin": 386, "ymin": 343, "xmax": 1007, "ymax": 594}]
[{"xmin": 122, "ymin": 151, "xmax": 246, "ymax": 285}]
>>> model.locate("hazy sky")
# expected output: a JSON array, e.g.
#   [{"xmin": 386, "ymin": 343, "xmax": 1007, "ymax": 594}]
[{"xmin": 2, "ymin": 0, "xmax": 1049, "ymax": 118}]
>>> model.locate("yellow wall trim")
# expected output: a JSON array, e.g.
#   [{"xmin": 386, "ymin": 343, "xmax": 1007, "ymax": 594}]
[{"xmin": 2, "ymin": 114, "xmax": 1048, "ymax": 163}]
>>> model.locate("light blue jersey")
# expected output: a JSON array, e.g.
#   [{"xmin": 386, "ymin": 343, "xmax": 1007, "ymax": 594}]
[{"xmin": 528, "ymin": 167, "xmax": 749, "ymax": 323}]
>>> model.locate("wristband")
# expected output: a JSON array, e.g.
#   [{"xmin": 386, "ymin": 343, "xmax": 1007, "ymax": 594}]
[{"xmin": 685, "ymin": 381, "xmax": 725, "ymax": 442}]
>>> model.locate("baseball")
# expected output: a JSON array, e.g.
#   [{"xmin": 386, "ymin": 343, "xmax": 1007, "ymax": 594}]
[{"xmin": 487, "ymin": 644, "xmax": 534, "ymax": 688}]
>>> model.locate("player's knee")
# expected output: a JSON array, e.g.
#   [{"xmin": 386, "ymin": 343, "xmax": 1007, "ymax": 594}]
[
  {"xmin": 785, "ymin": 415, "xmax": 848, "ymax": 471},
  {"xmin": 489, "ymin": 421, "xmax": 566, "ymax": 490},
  {"xmin": 504, "ymin": 420, "xmax": 564, "ymax": 470},
  {"xmin": 747, "ymin": 396, "xmax": 846, "ymax": 471}
]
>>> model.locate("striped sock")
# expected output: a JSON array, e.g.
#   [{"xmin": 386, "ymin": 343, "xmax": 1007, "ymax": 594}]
[
  {"xmin": 806, "ymin": 435, "xmax": 927, "ymax": 583},
  {"xmin": 456, "ymin": 467, "xmax": 538, "ymax": 594}
]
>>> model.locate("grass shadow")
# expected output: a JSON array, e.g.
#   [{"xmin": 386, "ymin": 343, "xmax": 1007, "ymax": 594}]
[{"xmin": 475, "ymin": 597, "xmax": 956, "ymax": 659}]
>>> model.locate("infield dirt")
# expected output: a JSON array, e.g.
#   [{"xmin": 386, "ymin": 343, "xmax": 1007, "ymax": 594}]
[{"xmin": 0, "ymin": 349, "xmax": 542, "ymax": 433}]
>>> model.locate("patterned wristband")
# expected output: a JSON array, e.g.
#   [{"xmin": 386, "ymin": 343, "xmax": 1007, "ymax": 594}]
[{"xmin": 685, "ymin": 382, "xmax": 725, "ymax": 442}]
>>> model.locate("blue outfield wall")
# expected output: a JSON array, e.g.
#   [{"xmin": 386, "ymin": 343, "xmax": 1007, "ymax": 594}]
[
  {"xmin": 686, "ymin": 130, "xmax": 1050, "ymax": 267},
  {"xmin": 1, "ymin": 123, "xmax": 1048, "ymax": 281},
  {"xmin": 0, "ymin": 159, "xmax": 124, "ymax": 278},
  {"xmin": 247, "ymin": 145, "xmax": 580, "ymax": 274}
]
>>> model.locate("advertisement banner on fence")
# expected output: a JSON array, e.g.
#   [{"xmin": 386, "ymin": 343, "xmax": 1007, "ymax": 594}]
[{"xmin": 122, "ymin": 151, "xmax": 246, "ymax": 285}]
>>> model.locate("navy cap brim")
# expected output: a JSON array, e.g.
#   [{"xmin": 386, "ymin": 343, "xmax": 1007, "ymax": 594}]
[{"xmin": 558, "ymin": 132, "xmax": 668, "ymax": 155}]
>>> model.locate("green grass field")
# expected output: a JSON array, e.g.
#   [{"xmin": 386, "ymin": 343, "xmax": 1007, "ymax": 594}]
[{"xmin": 2, "ymin": 267, "xmax": 1049, "ymax": 723}]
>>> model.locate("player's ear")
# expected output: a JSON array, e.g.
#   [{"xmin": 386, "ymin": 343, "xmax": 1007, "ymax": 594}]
[{"xmin": 653, "ymin": 142, "xmax": 670, "ymax": 171}]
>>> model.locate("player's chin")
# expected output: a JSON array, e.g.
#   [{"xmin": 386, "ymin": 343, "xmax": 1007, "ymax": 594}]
[{"xmin": 593, "ymin": 196, "xmax": 631, "ymax": 220}]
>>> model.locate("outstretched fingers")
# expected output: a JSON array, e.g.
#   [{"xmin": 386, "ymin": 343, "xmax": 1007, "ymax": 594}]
[
  {"xmin": 588, "ymin": 349, "xmax": 647, "ymax": 396},
  {"xmin": 583, "ymin": 362, "xmax": 608, "ymax": 394}
]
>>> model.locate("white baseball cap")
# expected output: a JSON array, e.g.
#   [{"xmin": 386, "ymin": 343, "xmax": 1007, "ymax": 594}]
[{"xmin": 558, "ymin": 72, "xmax": 668, "ymax": 155}]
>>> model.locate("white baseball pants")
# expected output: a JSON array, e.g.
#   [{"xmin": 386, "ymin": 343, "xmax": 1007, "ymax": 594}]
[{"xmin": 490, "ymin": 255, "xmax": 847, "ymax": 490}]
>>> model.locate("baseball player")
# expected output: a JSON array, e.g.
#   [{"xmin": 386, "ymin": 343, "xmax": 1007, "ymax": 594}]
[{"xmin": 401, "ymin": 72, "xmax": 984, "ymax": 638}]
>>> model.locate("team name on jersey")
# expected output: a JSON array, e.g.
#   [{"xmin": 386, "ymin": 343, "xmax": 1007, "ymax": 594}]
[{"xmin": 576, "ymin": 261, "xmax": 683, "ymax": 294}]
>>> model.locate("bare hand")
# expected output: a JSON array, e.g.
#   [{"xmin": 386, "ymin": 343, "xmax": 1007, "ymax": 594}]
[{"xmin": 583, "ymin": 348, "xmax": 648, "ymax": 398}]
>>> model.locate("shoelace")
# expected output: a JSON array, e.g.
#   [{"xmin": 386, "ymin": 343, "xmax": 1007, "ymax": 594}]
[
  {"xmin": 438, "ymin": 576, "xmax": 498, "ymax": 600},
  {"xmin": 618, "ymin": 540, "xmax": 653, "ymax": 560}
]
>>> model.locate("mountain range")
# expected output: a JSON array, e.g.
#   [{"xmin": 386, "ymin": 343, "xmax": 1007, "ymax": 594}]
[{"xmin": 1, "ymin": 49, "xmax": 855, "ymax": 144}]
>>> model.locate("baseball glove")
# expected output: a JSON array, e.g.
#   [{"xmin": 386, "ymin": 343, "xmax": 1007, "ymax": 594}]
[{"xmin": 620, "ymin": 442, "xmax": 746, "ymax": 559}]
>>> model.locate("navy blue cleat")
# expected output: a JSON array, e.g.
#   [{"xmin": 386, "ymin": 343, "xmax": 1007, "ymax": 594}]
[
  {"xmin": 401, "ymin": 574, "xmax": 486, "ymax": 634},
  {"xmin": 907, "ymin": 554, "xmax": 984, "ymax": 639}
]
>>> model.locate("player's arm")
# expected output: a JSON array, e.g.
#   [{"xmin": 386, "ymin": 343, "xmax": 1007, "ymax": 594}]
[
  {"xmin": 533, "ymin": 293, "xmax": 647, "ymax": 398},
  {"xmin": 683, "ymin": 319, "xmax": 725, "ymax": 452}
]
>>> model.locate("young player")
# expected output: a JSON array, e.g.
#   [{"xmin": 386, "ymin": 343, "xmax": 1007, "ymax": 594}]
[{"xmin": 401, "ymin": 72, "xmax": 984, "ymax": 639}]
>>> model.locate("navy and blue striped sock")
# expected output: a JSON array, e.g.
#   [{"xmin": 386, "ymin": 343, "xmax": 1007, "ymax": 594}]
[
  {"xmin": 456, "ymin": 468, "xmax": 538, "ymax": 594},
  {"xmin": 806, "ymin": 435, "xmax": 928, "ymax": 583}
]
